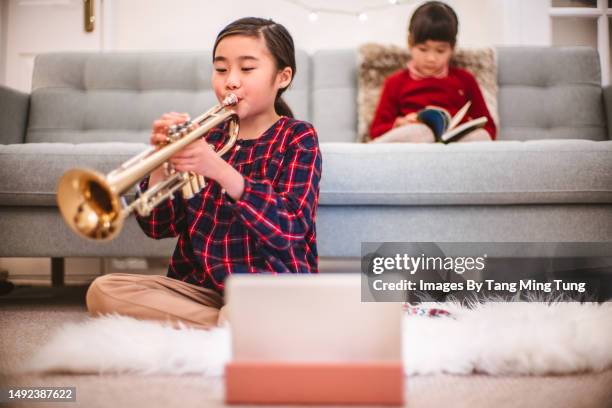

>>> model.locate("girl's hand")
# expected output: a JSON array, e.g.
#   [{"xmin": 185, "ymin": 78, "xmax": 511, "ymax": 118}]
[
  {"xmin": 171, "ymin": 137, "xmax": 245, "ymax": 200},
  {"xmin": 170, "ymin": 137, "xmax": 226, "ymax": 180},
  {"xmin": 148, "ymin": 111, "xmax": 244, "ymax": 199},
  {"xmin": 392, "ymin": 112, "xmax": 418, "ymax": 128},
  {"xmin": 149, "ymin": 110, "xmax": 223, "ymax": 178},
  {"xmin": 150, "ymin": 112, "xmax": 191, "ymax": 148},
  {"xmin": 148, "ymin": 112, "xmax": 191, "ymax": 186}
]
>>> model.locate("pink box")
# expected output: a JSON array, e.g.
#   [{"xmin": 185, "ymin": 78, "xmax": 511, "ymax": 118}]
[{"xmin": 225, "ymin": 361, "xmax": 404, "ymax": 405}]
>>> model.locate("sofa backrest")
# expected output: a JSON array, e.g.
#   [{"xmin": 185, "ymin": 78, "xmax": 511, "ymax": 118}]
[
  {"xmin": 27, "ymin": 46, "xmax": 607, "ymax": 144},
  {"xmin": 311, "ymin": 49, "xmax": 359, "ymax": 143},
  {"xmin": 27, "ymin": 51, "xmax": 311, "ymax": 144},
  {"xmin": 496, "ymin": 46, "xmax": 606, "ymax": 141}
]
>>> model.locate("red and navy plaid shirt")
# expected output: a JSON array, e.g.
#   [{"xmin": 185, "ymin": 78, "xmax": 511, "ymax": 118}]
[{"xmin": 135, "ymin": 116, "xmax": 322, "ymax": 294}]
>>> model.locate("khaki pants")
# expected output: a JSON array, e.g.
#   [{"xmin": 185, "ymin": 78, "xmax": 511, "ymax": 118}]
[{"xmin": 86, "ymin": 273, "xmax": 226, "ymax": 330}]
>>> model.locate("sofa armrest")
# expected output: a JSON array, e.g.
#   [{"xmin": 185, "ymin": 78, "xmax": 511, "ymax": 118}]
[
  {"xmin": 0, "ymin": 85, "xmax": 29, "ymax": 144},
  {"xmin": 603, "ymin": 85, "xmax": 612, "ymax": 140}
]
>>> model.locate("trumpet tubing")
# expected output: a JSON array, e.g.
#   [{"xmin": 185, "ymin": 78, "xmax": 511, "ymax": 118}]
[{"xmin": 56, "ymin": 94, "xmax": 240, "ymax": 241}]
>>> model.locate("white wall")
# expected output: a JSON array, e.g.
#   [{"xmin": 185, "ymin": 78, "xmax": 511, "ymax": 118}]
[
  {"xmin": 108, "ymin": 0, "xmax": 508, "ymax": 52},
  {"xmin": 495, "ymin": 0, "xmax": 551, "ymax": 46},
  {"xmin": 1, "ymin": 0, "xmax": 552, "ymax": 90}
]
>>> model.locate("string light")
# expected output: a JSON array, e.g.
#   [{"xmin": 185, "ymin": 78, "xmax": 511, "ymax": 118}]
[{"xmin": 283, "ymin": 0, "xmax": 413, "ymax": 22}]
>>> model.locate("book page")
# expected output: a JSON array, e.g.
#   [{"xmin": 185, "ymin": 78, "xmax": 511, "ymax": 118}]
[
  {"xmin": 447, "ymin": 101, "xmax": 472, "ymax": 131},
  {"xmin": 441, "ymin": 116, "xmax": 487, "ymax": 143}
]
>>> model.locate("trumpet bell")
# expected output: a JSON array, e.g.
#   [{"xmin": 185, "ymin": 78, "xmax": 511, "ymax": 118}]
[{"xmin": 56, "ymin": 168, "xmax": 124, "ymax": 241}]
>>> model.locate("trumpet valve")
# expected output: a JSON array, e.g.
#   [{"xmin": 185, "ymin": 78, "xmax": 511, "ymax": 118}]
[
  {"xmin": 188, "ymin": 172, "xmax": 200, "ymax": 194},
  {"xmin": 163, "ymin": 161, "xmax": 173, "ymax": 177},
  {"xmin": 197, "ymin": 175, "xmax": 206, "ymax": 190},
  {"xmin": 181, "ymin": 172, "xmax": 195, "ymax": 199}
]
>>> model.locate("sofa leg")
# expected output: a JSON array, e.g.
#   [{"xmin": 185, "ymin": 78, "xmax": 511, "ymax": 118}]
[{"xmin": 51, "ymin": 257, "xmax": 65, "ymax": 287}]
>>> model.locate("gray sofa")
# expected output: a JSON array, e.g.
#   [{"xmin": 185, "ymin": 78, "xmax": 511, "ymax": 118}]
[{"xmin": 1, "ymin": 47, "xmax": 612, "ymax": 282}]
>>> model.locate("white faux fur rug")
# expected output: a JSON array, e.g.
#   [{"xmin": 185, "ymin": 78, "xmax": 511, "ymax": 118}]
[{"xmin": 20, "ymin": 301, "xmax": 612, "ymax": 376}]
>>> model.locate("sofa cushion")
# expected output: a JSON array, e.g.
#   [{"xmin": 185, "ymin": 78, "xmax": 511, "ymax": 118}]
[
  {"xmin": 0, "ymin": 143, "xmax": 147, "ymax": 206},
  {"xmin": 4, "ymin": 140, "xmax": 612, "ymax": 207},
  {"xmin": 27, "ymin": 51, "xmax": 311, "ymax": 144},
  {"xmin": 356, "ymin": 44, "xmax": 499, "ymax": 143},
  {"xmin": 319, "ymin": 140, "xmax": 612, "ymax": 205}
]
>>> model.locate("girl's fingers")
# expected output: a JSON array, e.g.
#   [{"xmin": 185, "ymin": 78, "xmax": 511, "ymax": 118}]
[
  {"xmin": 171, "ymin": 161, "xmax": 195, "ymax": 171},
  {"xmin": 152, "ymin": 119, "xmax": 167, "ymax": 131},
  {"xmin": 151, "ymin": 133, "xmax": 170, "ymax": 146},
  {"xmin": 174, "ymin": 154, "xmax": 197, "ymax": 162},
  {"xmin": 151, "ymin": 113, "xmax": 191, "ymax": 145},
  {"xmin": 154, "ymin": 117, "xmax": 185, "ymax": 129},
  {"xmin": 170, "ymin": 154, "xmax": 195, "ymax": 163},
  {"xmin": 175, "ymin": 142, "xmax": 204, "ymax": 157},
  {"xmin": 172, "ymin": 160, "xmax": 195, "ymax": 166},
  {"xmin": 171, "ymin": 155, "xmax": 189, "ymax": 162},
  {"xmin": 172, "ymin": 147, "xmax": 196, "ymax": 159},
  {"xmin": 152, "ymin": 120, "xmax": 172, "ymax": 135},
  {"xmin": 150, "ymin": 133, "xmax": 163, "ymax": 145},
  {"xmin": 161, "ymin": 111, "xmax": 188, "ymax": 118},
  {"xmin": 154, "ymin": 113, "xmax": 190, "ymax": 130},
  {"xmin": 161, "ymin": 113, "xmax": 190, "ymax": 124}
]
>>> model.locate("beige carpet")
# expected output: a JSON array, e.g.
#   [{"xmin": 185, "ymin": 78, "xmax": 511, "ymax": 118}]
[{"xmin": 1, "ymin": 285, "xmax": 611, "ymax": 408}]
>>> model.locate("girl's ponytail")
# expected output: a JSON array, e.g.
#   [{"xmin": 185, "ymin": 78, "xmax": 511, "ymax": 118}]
[{"xmin": 274, "ymin": 95, "xmax": 294, "ymax": 118}]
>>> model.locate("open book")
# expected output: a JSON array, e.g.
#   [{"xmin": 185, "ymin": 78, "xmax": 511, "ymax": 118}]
[{"xmin": 416, "ymin": 101, "xmax": 487, "ymax": 143}]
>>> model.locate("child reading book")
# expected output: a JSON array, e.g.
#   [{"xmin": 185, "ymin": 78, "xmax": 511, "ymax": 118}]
[{"xmin": 369, "ymin": 1, "xmax": 496, "ymax": 143}]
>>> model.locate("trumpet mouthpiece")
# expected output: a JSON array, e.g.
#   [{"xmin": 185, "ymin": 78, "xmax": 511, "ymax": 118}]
[{"xmin": 223, "ymin": 94, "xmax": 238, "ymax": 106}]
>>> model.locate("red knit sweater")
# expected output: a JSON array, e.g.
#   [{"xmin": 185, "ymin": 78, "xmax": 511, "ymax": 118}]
[{"xmin": 369, "ymin": 66, "xmax": 497, "ymax": 140}]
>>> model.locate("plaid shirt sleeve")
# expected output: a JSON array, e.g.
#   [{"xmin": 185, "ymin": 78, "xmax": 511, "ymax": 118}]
[
  {"xmin": 134, "ymin": 176, "xmax": 187, "ymax": 239},
  {"xmin": 228, "ymin": 123, "xmax": 322, "ymax": 251}
]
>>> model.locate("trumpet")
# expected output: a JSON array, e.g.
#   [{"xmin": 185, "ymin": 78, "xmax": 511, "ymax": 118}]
[{"xmin": 56, "ymin": 94, "xmax": 240, "ymax": 241}]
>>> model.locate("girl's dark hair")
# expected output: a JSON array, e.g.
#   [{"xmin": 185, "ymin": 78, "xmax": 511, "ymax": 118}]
[
  {"xmin": 213, "ymin": 17, "xmax": 296, "ymax": 118},
  {"xmin": 408, "ymin": 1, "xmax": 459, "ymax": 47}
]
